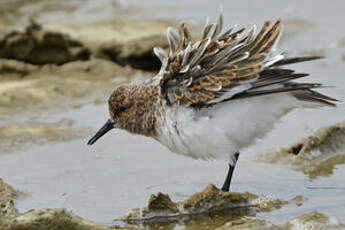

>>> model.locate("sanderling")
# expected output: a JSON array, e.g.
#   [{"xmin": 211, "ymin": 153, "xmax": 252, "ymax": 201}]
[{"xmin": 88, "ymin": 13, "xmax": 338, "ymax": 191}]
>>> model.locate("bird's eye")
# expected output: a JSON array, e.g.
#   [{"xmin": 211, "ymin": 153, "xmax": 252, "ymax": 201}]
[{"xmin": 119, "ymin": 106, "xmax": 127, "ymax": 112}]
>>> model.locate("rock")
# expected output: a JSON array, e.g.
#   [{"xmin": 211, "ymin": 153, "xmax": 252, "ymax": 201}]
[
  {"xmin": 0, "ymin": 180, "xmax": 115, "ymax": 230},
  {"xmin": 258, "ymin": 121, "xmax": 345, "ymax": 178},
  {"xmin": 0, "ymin": 209, "xmax": 111, "ymax": 230},
  {"xmin": 215, "ymin": 211, "xmax": 344, "ymax": 230},
  {"xmin": 0, "ymin": 178, "xmax": 18, "ymax": 218},
  {"xmin": 120, "ymin": 184, "xmax": 293, "ymax": 224},
  {"xmin": 0, "ymin": 58, "xmax": 138, "ymax": 115},
  {"xmin": 215, "ymin": 218, "xmax": 281, "ymax": 230},
  {"xmin": 284, "ymin": 211, "xmax": 345, "ymax": 230},
  {"xmin": 99, "ymin": 34, "xmax": 167, "ymax": 71},
  {"xmin": 0, "ymin": 18, "xmax": 174, "ymax": 113},
  {"xmin": 44, "ymin": 20, "xmax": 177, "ymax": 71},
  {"xmin": 1, "ymin": 207, "xmax": 342, "ymax": 230},
  {"xmin": 183, "ymin": 184, "xmax": 258, "ymax": 212},
  {"xmin": 0, "ymin": 3, "xmax": 196, "ymax": 71},
  {"xmin": 0, "ymin": 59, "xmax": 39, "ymax": 77},
  {"xmin": 290, "ymin": 195, "xmax": 304, "ymax": 207},
  {"xmin": 146, "ymin": 192, "xmax": 179, "ymax": 214},
  {"xmin": 0, "ymin": 20, "xmax": 90, "ymax": 65}
]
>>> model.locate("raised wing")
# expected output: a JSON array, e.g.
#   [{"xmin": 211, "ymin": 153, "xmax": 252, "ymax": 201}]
[
  {"xmin": 153, "ymin": 13, "xmax": 336, "ymax": 107},
  {"xmin": 154, "ymin": 13, "xmax": 283, "ymax": 107}
]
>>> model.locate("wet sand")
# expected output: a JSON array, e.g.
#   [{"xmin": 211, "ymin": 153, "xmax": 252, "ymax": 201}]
[{"xmin": 0, "ymin": 0, "xmax": 345, "ymax": 229}]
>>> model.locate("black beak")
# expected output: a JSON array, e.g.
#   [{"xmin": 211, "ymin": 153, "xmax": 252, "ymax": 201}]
[{"xmin": 87, "ymin": 119, "xmax": 115, "ymax": 145}]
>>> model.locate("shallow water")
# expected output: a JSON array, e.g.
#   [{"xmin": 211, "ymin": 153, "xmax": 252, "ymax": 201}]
[
  {"xmin": 2, "ymin": 103, "xmax": 345, "ymax": 225},
  {"xmin": 0, "ymin": 0, "xmax": 345, "ymax": 228}
]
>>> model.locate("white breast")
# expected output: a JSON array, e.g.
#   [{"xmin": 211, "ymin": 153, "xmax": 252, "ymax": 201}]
[{"xmin": 156, "ymin": 93, "xmax": 318, "ymax": 165}]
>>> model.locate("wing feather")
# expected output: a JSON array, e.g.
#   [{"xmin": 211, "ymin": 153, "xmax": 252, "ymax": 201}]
[{"xmin": 154, "ymin": 13, "xmax": 334, "ymax": 107}]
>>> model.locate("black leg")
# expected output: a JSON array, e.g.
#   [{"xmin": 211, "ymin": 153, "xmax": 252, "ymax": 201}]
[{"xmin": 221, "ymin": 152, "xmax": 240, "ymax": 192}]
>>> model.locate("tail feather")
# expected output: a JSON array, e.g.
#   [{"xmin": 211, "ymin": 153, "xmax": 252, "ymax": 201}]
[
  {"xmin": 292, "ymin": 89, "xmax": 339, "ymax": 107},
  {"xmin": 232, "ymin": 82, "xmax": 322, "ymax": 99},
  {"xmin": 230, "ymin": 56, "xmax": 339, "ymax": 107},
  {"xmin": 253, "ymin": 73, "xmax": 309, "ymax": 88},
  {"xmin": 205, "ymin": 51, "xmax": 338, "ymax": 108}
]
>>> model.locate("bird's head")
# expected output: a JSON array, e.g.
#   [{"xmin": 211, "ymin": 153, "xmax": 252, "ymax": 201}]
[
  {"xmin": 87, "ymin": 84, "xmax": 158, "ymax": 145},
  {"xmin": 87, "ymin": 85, "xmax": 134, "ymax": 145}
]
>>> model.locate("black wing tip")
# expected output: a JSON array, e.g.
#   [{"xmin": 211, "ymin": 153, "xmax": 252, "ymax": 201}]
[
  {"xmin": 273, "ymin": 56, "xmax": 325, "ymax": 67},
  {"xmin": 297, "ymin": 88, "xmax": 341, "ymax": 107},
  {"xmin": 311, "ymin": 88, "xmax": 341, "ymax": 102},
  {"xmin": 304, "ymin": 55, "xmax": 325, "ymax": 60}
]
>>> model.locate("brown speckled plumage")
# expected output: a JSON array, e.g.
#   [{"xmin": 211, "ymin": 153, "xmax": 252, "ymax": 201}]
[
  {"xmin": 157, "ymin": 18, "xmax": 284, "ymax": 107},
  {"xmin": 108, "ymin": 83, "xmax": 161, "ymax": 137}
]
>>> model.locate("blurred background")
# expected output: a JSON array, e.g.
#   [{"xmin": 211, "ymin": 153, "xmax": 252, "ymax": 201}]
[{"xmin": 0, "ymin": 0, "xmax": 344, "ymax": 229}]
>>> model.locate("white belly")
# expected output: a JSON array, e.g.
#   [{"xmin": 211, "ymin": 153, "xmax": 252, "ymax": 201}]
[{"xmin": 156, "ymin": 93, "xmax": 317, "ymax": 164}]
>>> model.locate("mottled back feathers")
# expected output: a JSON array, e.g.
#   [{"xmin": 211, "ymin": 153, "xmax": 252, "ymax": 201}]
[{"xmin": 153, "ymin": 13, "xmax": 337, "ymax": 107}]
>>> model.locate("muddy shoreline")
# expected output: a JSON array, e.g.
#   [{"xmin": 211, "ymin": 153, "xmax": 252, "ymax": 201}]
[
  {"xmin": 0, "ymin": 8, "xmax": 176, "ymax": 153},
  {"xmin": 0, "ymin": 18, "xmax": 174, "ymax": 114},
  {"xmin": 1, "ymin": 179, "xmax": 343, "ymax": 230}
]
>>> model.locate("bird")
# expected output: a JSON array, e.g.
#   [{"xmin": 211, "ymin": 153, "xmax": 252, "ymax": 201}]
[{"xmin": 87, "ymin": 13, "xmax": 338, "ymax": 192}]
